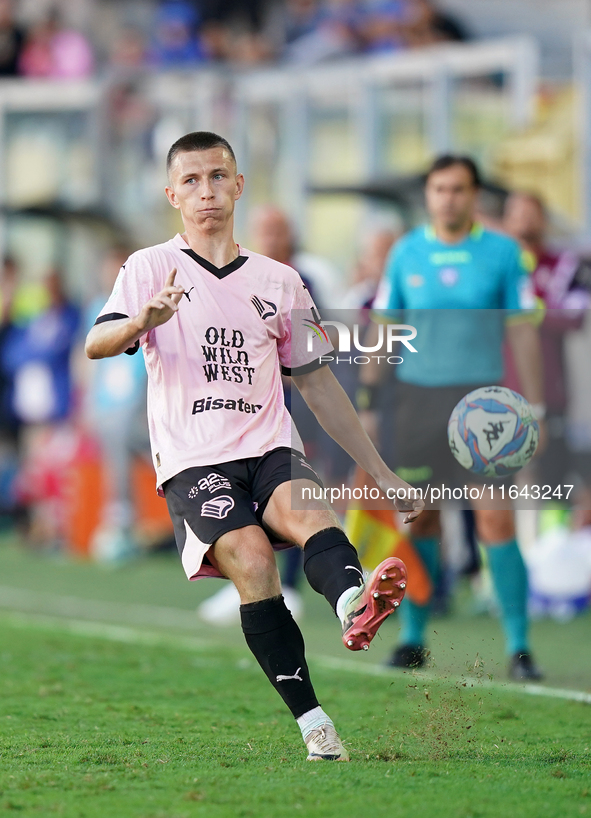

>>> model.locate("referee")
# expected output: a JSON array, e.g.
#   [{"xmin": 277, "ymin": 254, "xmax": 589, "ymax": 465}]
[{"xmin": 366, "ymin": 155, "xmax": 546, "ymax": 680}]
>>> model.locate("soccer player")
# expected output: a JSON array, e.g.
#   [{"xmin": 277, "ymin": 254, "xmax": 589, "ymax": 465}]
[
  {"xmin": 366, "ymin": 155, "xmax": 546, "ymax": 680},
  {"xmin": 85, "ymin": 131, "xmax": 423, "ymax": 761}
]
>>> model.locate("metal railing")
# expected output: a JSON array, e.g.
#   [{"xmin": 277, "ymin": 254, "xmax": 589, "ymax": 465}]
[{"xmin": 0, "ymin": 36, "xmax": 540, "ymax": 282}]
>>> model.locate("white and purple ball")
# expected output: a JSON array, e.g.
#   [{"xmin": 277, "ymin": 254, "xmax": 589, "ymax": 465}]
[{"xmin": 447, "ymin": 386, "xmax": 539, "ymax": 478}]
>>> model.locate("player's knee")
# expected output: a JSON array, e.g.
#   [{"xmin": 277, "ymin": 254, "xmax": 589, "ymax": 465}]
[
  {"xmin": 476, "ymin": 510, "xmax": 514, "ymax": 544},
  {"xmin": 215, "ymin": 532, "xmax": 280, "ymax": 601},
  {"xmin": 241, "ymin": 551, "xmax": 279, "ymax": 588},
  {"xmin": 215, "ymin": 528, "xmax": 272, "ymax": 570}
]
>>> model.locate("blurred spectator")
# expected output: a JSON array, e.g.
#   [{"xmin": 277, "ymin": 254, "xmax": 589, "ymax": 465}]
[
  {"xmin": 108, "ymin": 26, "xmax": 147, "ymax": 71},
  {"xmin": 341, "ymin": 225, "xmax": 401, "ymax": 309},
  {"xmin": 82, "ymin": 245, "xmax": 148, "ymax": 561},
  {"xmin": 278, "ymin": 0, "xmax": 323, "ymax": 48},
  {"xmin": 248, "ymin": 205, "xmax": 323, "ymax": 460},
  {"xmin": 18, "ymin": 8, "xmax": 94, "ymax": 79},
  {"xmin": 148, "ymin": 1, "xmax": 207, "ymax": 68},
  {"xmin": 280, "ymin": 0, "xmax": 361, "ymax": 64},
  {"xmin": 2, "ymin": 268, "xmax": 80, "ymax": 427},
  {"xmin": 2, "ymin": 269, "xmax": 80, "ymax": 548},
  {"xmin": 404, "ymin": 0, "xmax": 468, "ymax": 47},
  {"xmin": 198, "ymin": 23, "xmax": 273, "ymax": 65},
  {"xmin": 250, "ymin": 205, "xmax": 317, "ymax": 298},
  {"xmin": 0, "ymin": 257, "xmax": 20, "ymax": 441},
  {"xmin": 343, "ymin": 227, "xmax": 400, "ymax": 473},
  {"xmin": 254, "ymin": 204, "xmax": 351, "ymax": 572},
  {"xmin": 199, "ymin": 0, "xmax": 274, "ymax": 63},
  {"xmin": 357, "ymin": 0, "xmax": 407, "ymax": 54},
  {"xmin": 249, "ymin": 204, "xmax": 343, "ymax": 307},
  {"xmin": 201, "ymin": 0, "xmax": 267, "ymax": 31},
  {"xmin": 275, "ymin": 0, "xmax": 469, "ymax": 62},
  {"xmin": 0, "ymin": 0, "xmax": 24, "ymax": 76},
  {"xmin": 503, "ymin": 192, "xmax": 590, "ymax": 489},
  {"xmin": 0, "ymin": 257, "xmax": 23, "ymax": 527}
]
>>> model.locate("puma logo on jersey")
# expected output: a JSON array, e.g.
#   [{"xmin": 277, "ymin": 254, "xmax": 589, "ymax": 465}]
[
  {"xmin": 200, "ymin": 495, "xmax": 235, "ymax": 519},
  {"xmin": 184, "ymin": 287, "xmax": 195, "ymax": 301},
  {"xmin": 302, "ymin": 286, "xmax": 321, "ymax": 324},
  {"xmin": 276, "ymin": 667, "xmax": 303, "ymax": 682},
  {"xmin": 251, "ymin": 295, "xmax": 277, "ymax": 321}
]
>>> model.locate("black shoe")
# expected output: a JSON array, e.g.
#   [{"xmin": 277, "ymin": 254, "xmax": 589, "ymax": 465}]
[
  {"xmin": 387, "ymin": 644, "xmax": 428, "ymax": 669},
  {"xmin": 509, "ymin": 652, "xmax": 544, "ymax": 682}
]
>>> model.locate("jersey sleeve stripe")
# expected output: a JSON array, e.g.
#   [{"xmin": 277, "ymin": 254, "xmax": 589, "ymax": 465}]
[
  {"xmin": 281, "ymin": 357, "xmax": 331, "ymax": 377},
  {"xmin": 95, "ymin": 311, "xmax": 129, "ymax": 324},
  {"xmin": 94, "ymin": 312, "xmax": 140, "ymax": 355}
]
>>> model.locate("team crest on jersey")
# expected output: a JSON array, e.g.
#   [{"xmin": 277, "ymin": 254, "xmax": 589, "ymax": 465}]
[
  {"xmin": 201, "ymin": 495, "xmax": 235, "ymax": 519},
  {"xmin": 251, "ymin": 295, "xmax": 277, "ymax": 320},
  {"xmin": 439, "ymin": 267, "xmax": 459, "ymax": 287}
]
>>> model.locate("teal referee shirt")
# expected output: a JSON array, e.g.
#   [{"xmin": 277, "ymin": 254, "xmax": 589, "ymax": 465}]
[{"xmin": 372, "ymin": 223, "xmax": 533, "ymax": 387}]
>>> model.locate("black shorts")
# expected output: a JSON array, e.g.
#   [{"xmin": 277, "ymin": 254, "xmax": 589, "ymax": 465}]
[
  {"xmin": 163, "ymin": 447, "xmax": 323, "ymax": 580},
  {"xmin": 394, "ymin": 381, "xmax": 510, "ymax": 490}
]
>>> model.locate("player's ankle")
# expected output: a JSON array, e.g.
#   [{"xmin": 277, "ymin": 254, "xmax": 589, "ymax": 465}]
[
  {"xmin": 297, "ymin": 706, "xmax": 333, "ymax": 739},
  {"xmin": 336, "ymin": 585, "xmax": 362, "ymax": 624}
]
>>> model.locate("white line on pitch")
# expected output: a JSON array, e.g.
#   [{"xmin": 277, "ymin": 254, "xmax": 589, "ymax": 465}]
[
  {"xmin": 0, "ymin": 585, "xmax": 198, "ymax": 631},
  {"xmin": 1, "ymin": 610, "xmax": 212, "ymax": 651},
  {"xmin": 316, "ymin": 655, "xmax": 591, "ymax": 705},
  {"xmin": 1, "ymin": 598, "xmax": 590, "ymax": 706}
]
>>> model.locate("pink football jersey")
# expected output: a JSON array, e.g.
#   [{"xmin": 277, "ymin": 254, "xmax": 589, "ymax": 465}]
[{"xmin": 96, "ymin": 234, "xmax": 333, "ymax": 490}]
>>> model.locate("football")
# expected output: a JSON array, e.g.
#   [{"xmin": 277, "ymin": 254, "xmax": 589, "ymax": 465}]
[{"xmin": 447, "ymin": 386, "xmax": 540, "ymax": 478}]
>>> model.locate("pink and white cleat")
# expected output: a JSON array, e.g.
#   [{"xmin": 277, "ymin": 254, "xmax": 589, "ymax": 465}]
[{"xmin": 341, "ymin": 557, "xmax": 407, "ymax": 652}]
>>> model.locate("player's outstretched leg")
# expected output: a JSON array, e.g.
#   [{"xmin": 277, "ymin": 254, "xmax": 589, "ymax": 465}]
[
  {"xmin": 240, "ymin": 594, "xmax": 349, "ymax": 761},
  {"xmin": 302, "ymin": 527, "xmax": 407, "ymax": 652}
]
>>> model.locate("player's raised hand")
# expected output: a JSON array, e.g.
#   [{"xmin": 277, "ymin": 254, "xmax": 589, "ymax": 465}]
[
  {"xmin": 376, "ymin": 470, "xmax": 425, "ymax": 524},
  {"xmin": 136, "ymin": 268, "xmax": 185, "ymax": 331}
]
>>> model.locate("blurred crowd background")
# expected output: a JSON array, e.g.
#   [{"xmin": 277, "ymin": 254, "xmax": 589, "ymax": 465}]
[
  {"xmin": 1, "ymin": 0, "xmax": 591, "ymax": 623},
  {"xmin": 0, "ymin": 0, "xmax": 468, "ymax": 77}
]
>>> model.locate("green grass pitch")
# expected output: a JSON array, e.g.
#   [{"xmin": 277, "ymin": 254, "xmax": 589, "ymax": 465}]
[{"xmin": 0, "ymin": 539, "xmax": 589, "ymax": 818}]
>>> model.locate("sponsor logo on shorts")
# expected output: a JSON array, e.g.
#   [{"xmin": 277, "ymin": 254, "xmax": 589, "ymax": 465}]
[
  {"xmin": 201, "ymin": 495, "xmax": 235, "ymax": 519},
  {"xmin": 188, "ymin": 473, "xmax": 232, "ymax": 497}
]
